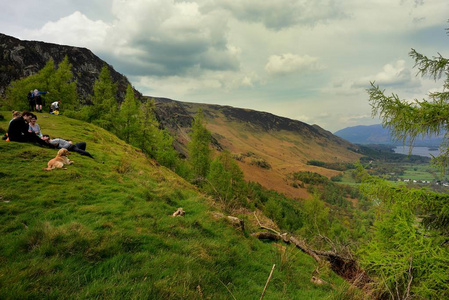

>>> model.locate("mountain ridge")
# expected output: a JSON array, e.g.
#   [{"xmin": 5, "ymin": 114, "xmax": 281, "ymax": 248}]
[{"xmin": 334, "ymin": 123, "xmax": 444, "ymax": 147}]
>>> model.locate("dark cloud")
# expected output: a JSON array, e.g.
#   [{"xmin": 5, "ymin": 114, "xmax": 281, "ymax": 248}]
[{"xmin": 200, "ymin": 0, "xmax": 348, "ymax": 30}]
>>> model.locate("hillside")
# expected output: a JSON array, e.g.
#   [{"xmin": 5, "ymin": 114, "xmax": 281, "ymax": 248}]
[
  {"xmin": 153, "ymin": 98, "xmax": 362, "ymax": 199},
  {"xmin": 0, "ymin": 33, "xmax": 140, "ymax": 102},
  {"xmin": 0, "ymin": 112, "xmax": 347, "ymax": 299},
  {"xmin": 334, "ymin": 124, "xmax": 444, "ymax": 147},
  {"xmin": 0, "ymin": 33, "xmax": 362, "ymax": 200}
]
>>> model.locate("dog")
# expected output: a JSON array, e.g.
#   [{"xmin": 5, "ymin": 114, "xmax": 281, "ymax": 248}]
[{"xmin": 43, "ymin": 148, "xmax": 74, "ymax": 171}]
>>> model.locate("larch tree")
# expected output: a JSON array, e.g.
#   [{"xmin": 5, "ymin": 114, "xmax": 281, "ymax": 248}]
[
  {"xmin": 50, "ymin": 56, "xmax": 78, "ymax": 110},
  {"xmin": 90, "ymin": 64, "xmax": 117, "ymax": 130},
  {"xmin": 119, "ymin": 84, "xmax": 141, "ymax": 144},
  {"xmin": 188, "ymin": 109, "xmax": 212, "ymax": 183},
  {"xmin": 362, "ymin": 24, "xmax": 449, "ymax": 299},
  {"xmin": 367, "ymin": 27, "xmax": 449, "ymax": 171}
]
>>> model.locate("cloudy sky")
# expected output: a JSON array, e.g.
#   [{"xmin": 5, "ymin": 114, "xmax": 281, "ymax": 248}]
[{"xmin": 1, "ymin": 0, "xmax": 448, "ymax": 132}]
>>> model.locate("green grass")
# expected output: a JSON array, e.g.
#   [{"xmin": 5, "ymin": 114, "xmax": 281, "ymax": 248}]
[
  {"xmin": 0, "ymin": 112, "xmax": 344, "ymax": 299},
  {"xmin": 398, "ymin": 163, "xmax": 442, "ymax": 182}
]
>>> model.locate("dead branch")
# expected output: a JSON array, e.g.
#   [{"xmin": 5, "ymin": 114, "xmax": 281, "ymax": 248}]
[
  {"xmin": 254, "ymin": 212, "xmax": 280, "ymax": 235},
  {"xmin": 405, "ymin": 256, "xmax": 413, "ymax": 300},
  {"xmin": 289, "ymin": 236, "xmax": 321, "ymax": 262},
  {"xmin": 218, "ymin": 278, "xmax": 237, "ymax": 300},
  {"xmin": 260, "ymin": 264, "xmax": 276, "ymax": 300}
]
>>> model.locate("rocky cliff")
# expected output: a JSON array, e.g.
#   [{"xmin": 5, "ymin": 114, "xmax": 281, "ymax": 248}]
[{"xmin": 0, "ymin": 33, "xmax": 140, "ymax": 102}]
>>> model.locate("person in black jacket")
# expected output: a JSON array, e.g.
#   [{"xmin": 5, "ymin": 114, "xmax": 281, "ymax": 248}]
[
  {"xmin": 7, "ymin": 111, "xmax": 52, "ymax": 147},
  {"xmin": 27, "ymin": 90, "xmax": 35, "ymax": 111}
]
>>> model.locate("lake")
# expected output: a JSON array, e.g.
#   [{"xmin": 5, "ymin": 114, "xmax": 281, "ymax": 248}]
[{"xmin": 393, "ymin": 146, "xmax": 440, "ymax": 158}]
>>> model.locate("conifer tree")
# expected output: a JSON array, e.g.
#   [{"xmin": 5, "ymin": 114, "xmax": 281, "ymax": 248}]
[
  {"xmin": 119, "ymin": 84, "xmax": 140, "ymax": 144},
  {"xmin": 5, "ymin": 57, "xmax": 77, "ymax": 111},
  {"xmin": 363, "ymin": 24, "xmax": 449, "ymax": 298},
  {"xmin": 207, "ymin": 150, "xmax": 246, "ymax": 207},
  {"xmin": 368, "ymin": 26, "xmax": 449, "ymax": 170},
  {"xmin": 35, "ymin": 58, "xmax": 55, "ymax": 93},
  {"xmin": 188, "ymin": 109, "xmax": 212, "ymax": 182},
  {"xmin": 50, "ymin": 56, "xmax": 78, "ymax": 110},
  {"xmin": 90, "ymin": 64, "xmax": 117, "ymax": 131},
  {"xmin": 137, "ymin": 98, "xmax": 179, "ymax": 170}
]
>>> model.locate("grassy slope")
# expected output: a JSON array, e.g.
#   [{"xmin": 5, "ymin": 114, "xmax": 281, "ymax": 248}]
[{"xmin": 0, "ymin": 112, "xmax": 343, "ymax": 299}]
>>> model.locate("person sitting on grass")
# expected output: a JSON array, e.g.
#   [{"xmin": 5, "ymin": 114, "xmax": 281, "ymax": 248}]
[
  {"xmin": 28, "ymin": 114, "xmax": 43, "ymax": 138},
  {"xmin": 7, "ymin": 111, "xmax": 53, "ymax": 147},
  {"xmin": 42, "ymin": 135, "xmax": 94, "ymax": 158}
]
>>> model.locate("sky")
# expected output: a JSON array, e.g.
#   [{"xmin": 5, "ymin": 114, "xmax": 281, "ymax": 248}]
[{"xmin": 1, "ymin": 0, "xmax": 448, "ymax": 132}]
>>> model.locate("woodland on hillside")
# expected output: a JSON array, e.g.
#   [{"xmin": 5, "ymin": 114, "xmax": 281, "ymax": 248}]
[{"xmin": 1, "ymin": 27, "xmax": 449, "ymax": 299}]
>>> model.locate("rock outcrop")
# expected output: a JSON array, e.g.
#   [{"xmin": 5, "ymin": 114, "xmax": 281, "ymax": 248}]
[{"xmin": 0, "ymin": 33, "xmax": 140, "ymax": 103}]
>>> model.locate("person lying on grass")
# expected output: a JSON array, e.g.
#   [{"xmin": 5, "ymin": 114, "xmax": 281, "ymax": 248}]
[{"xmin": 42, "ymin": 135, "xmax": 94, "ymax": 159}]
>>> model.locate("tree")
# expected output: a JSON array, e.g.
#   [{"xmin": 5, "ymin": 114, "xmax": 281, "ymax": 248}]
[
  {"xmin": 367, "ymin": 28, "xmax": 449, "ymax": 171},
  {"xmin": 90, "ymin": 64, "xmax": 117, "ymax": 130},
  {"xmin": 359, "ymin": 178, "xmax": 449, "ymax": 299},
  {"xmin": 50, "ymin": 56, "xmax": 78, "ymax": 110},
  {"xmin": 206, "ymin": 150, "xmax": 247, "ymax": 208},
  {"xmin": 363, "ymin": 25, "xmax": 449, "ymax": 298},
  {"xmin": 5, "ymin": 57, "xmax": 77, "ymax": 111},
  {"xmin": 188, "ymin": 109, "xmax": 212, "ymax": 183},
  {"xmin": 136, "ymin": 98, "xmax": 180, "ymax": 170},
  {"xmin": 119, "ymin": 84, "xmax": 140, "ymax": 144}
]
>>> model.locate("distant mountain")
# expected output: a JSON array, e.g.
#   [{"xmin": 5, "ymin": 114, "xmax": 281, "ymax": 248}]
[{"xmin": 334, "ymin": 124, "xmax": 444, "ymax": 147}]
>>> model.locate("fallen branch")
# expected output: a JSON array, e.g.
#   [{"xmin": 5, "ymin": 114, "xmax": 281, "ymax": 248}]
[
  {"xmin": 260, "ymin": 264, "xmax": 276, "ymax": 300},
  {"xmin": 289, "ymin": 236, "xmax": 321, "ymax": 262},
  {"xmin": 251, "ymin": 212, "xmax": 373, "ymax": 289},
  {"xmin": 254, "ymin": 211, "xmax": 280, "ymax": 235}
]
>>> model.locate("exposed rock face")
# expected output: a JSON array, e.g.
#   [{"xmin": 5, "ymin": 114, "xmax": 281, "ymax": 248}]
[{"xmin": 0, "ymin": 33, "xmax": 140, "ymax": 102}]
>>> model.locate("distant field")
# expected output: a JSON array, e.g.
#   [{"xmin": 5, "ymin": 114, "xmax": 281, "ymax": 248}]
[{"xmin": 399, "ymin": 164, "xmax": 443, "ymax": 182}]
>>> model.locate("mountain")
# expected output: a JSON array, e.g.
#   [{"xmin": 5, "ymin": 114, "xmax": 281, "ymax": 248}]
[
  {"xmin": 0, "ymin": 33, "xmax": 140, "ymax": 102},
  {"xmin": 0, "ymin": 33, "xmax": 361, "ymax": 199},
  {"xmin": 334, "ymin": 124, "xmax": 444, "ymax": 147},
  {"xmin": 152, "ymin": 98, "xmax": 361, "ymax": 199}
]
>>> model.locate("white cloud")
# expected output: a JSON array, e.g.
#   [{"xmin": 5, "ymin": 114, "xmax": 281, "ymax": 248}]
[
  {"xmin": 265, "ymin": 53, "xmax": 323, "ymax": 76},
  {"xmin": 25, "ymin": 11, "xmax": 110, "ymax": 50},
  {"xmin": 352, "ymin": 60, "xmax": 419, "ymax": 89}
]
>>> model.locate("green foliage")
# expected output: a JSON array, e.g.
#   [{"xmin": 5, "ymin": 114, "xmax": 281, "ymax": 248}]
[
  {"xmin": 188, "ymin": 109, "xmax": 211, "ymax": 182},
  {"xmin": 307, "ymin": 160, "xmax": 356, "ymax": 171},
  {"xmin": 292, "ymin": 171, "xmax": 329, "ymax": 185},
  {"xmin": 367, "ymin": 37, "xmax": 449, "ymax": 171},
  {"xmin": 5, "ymin": 57, "xmax": 78, "ymax": 111},
  {"xmin": 300, "ymin": 193, "xmax": 330, "ymax": 239},
  {"xmin": 291, "ymin": 171, "xmax": 354, "ymax": 208},
  {"xmin": 359, "ymin": 178, "xmax": 449, "ymax": 299},
  {"xmin": 50, "ymin": 56, "xmax": 78, "ymax": 110},
  {"xmin": 206, "ymin": 151, "xmax": 247, "ymax": 209},
  {"xmin": 248, "ymin": 182, "xmax": 304, "ymax": 232},
  {"xmin": 135, "ymin": 99, "xmax": 180, "ymax": 170},
  {"xmin": 89, "ymin": 65, "xmax": 117, "ymax": 131},
  {"xmin": 118, "ymin": 84, "xmax": 140, "ymax": 144}
]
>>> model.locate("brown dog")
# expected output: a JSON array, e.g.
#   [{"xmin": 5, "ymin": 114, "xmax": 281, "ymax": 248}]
[{"xmin": 43, "ymin": 148, "xmax": 74, "ymax": 171}]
